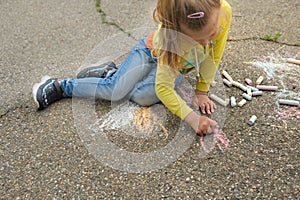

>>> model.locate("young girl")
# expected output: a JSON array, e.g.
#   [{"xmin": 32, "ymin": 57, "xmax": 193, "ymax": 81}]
[{"xmin": 33, "ymin": 0, "xmax": 232, "ymax": 136}]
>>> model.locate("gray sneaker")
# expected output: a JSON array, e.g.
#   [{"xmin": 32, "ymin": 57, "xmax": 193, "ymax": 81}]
[
  {"xmin": 76, "ymin": 61, "xmax": 117, "ymax": 78},
  {"xmin": 32, "ymin": 76, "xmax": 64, "ymax": 110}
]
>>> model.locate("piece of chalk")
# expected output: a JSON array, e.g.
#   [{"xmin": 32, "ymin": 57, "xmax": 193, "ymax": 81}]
[
  {"xmin": 256, "ymin": 85, "xmax": 278, "ymax": 91},
  {"xmin": 287, "ymin": 58, "xmax": 300, "ymax": 65},
  {"xmin": 223, "ymin": 79, "xmax": 232, "ymax": 87},
  {"xmin": 243, "ymin": 93, "xmax": 252, "ymax": 101},
  {"xmin": 247, "ymin": 88, "xmax": 252, "ymax": 96},
  {"xmin": 240, "ymin": 85, "xmax": 248, "ymax": 92},
  {"xmin": 238, "ymin": 99, "xmax": 247, "ymax": 107},
  {"xmin": 256, "ymin": 76, "xmax": 264, "ymax": 85},
  {"xmin": 232, "ymin": 81, "xmax": 248, "ymax": 92},
  {"xmin": 222, "ymin": 70, "xmax": 234, "ymax": 82},
  {"xmin": 247, "ymin": 85, "xmax": 259, "ymax": 92},
  {"xmin": 252, "ymin": 91, "xmax": 263, "ymax": 96},
  {"xmin": 225, "ymin": 98, "xmax": 230, "ymax": 105},
  {"xmin": 278, "ymin": 99, "xmax": 299, "ymax": 106},
  {"xmin": 245, "ymin": 78, "xmax": 253, "ymax": 86},
  {"xmin": 210, "ymin": 94, "xmax": 228, "ymax": 107},
  {"xmin": 211, "ymin": 81, "xmax": 217, "ymax": 87},
  {"xmin": 247, "ymin": 115, "xmax": 257, "ymax": 126},
  {"xmin": 230, "ymin": 96, "xmax": 236, "ymax": 107}
]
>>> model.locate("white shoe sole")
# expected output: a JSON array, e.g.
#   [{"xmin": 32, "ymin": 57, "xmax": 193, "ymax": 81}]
[{"xmin": 32, "ymin": 75, "xmax": 51, "ymax": 108}]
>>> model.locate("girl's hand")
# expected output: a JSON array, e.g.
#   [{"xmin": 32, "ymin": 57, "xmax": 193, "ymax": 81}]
[
  {"xmin": 192, "ymin": 92, "xmax": 216, "ymax": 114},
  {"xmin": 197, "ymin": 116, "xmax": 219, "ymax": 136},
  {"xmin": 184, "ymin": 112, "xmax": 219, "ymax": 136}
]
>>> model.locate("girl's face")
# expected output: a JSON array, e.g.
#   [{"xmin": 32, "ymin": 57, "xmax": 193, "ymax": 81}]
[{"xmin": 180, "ymin": 7, "xmax": 221, "ymax": 46}]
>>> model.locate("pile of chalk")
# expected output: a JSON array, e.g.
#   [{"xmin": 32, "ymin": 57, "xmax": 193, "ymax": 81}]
[{"xmin": 208, "ymin": 69, "xmax": 299, "ymax": 126}]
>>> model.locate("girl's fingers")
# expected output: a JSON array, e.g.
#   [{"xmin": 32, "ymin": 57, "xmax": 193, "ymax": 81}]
[
  {"xmin": 196, "ymin": 97, "xmax": 217, "ymax": 115},
  {"xmin": 200, "ymin": 104, "xmax": 206, "ymax": 114},
  {"xmin": 208, "ymin": 101, "xmax": 216, "ymax": 113},
  {"xmin": 206, "ymin": 103, "xmax": 212, "ymax": 114}
]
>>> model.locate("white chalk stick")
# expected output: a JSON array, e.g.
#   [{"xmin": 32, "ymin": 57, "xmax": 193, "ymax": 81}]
[
  {"xmin": 210, "ymin": 94, "xmax": 228, "ymax": 107},
  {"xmin": 247, "ymin": 88, "xmax": 252, "ymax": 96},
  {"xmin": 278, "ymin": 99, "xmax": 299, "ymax": 106},
  {"xmin": 230, "ymin": 96, "xmax": 236, "ymax": 107},
  {"xmin": 223, "ymin": 79, "xmax": 232, "ymax": 87},
  {"xmin": 287, "ymin": 58, "xmax": 300, "ymax": 65}
]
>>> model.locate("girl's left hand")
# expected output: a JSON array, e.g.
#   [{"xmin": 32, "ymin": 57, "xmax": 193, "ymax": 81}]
[{"xmin": 192, "ymin": 93, "xmax": 216, "ymax": 114}]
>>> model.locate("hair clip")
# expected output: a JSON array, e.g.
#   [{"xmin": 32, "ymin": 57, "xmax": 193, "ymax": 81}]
[{"xmin": 187, "ymin": 12, "xmax": 205, "ymax": 19}]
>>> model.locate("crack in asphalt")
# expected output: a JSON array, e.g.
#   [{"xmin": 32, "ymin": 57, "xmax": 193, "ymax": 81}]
[
  {"xmin": 228, "ymin": 37, "xmax": 300, "ymax": 47},
  {"xmin": 95, "ymin": 0, "xmax": 139, "ymax": 41}
]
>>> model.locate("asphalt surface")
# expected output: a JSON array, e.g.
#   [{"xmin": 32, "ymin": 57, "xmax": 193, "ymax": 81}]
[{"xmin": 1, "ymin": 0, "xmax": 299, "ymax": 199}]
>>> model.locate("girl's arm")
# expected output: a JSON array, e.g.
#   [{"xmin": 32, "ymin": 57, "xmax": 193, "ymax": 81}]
[
  {"xmin": 155, "ymin": 64, "xmax": 193, "ymax": 119},
  {"xmin": 192, "ymin": 1, "xmax": 232, "ymax": 114},
  {"xmin": 155, "ymin": 64, "xmax": 217, "ymax": 135},
  {"xmin": 196, "ymin": 0, "xmax": 232, "ymax": 93},
  {"xmin": 212, "ymin": 0, "xmax": 232, "ymax": 67}
]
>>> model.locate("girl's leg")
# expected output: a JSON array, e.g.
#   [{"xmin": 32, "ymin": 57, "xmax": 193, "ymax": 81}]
[
  {"xmin": 60, "ymin": 37, "xmax": 156, "ymax": 101},
  {"xmin": 129, "ymin": 66, "xmax": 160, "ymax": 106}
]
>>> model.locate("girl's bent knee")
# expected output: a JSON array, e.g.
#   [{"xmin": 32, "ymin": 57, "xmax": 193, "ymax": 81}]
[{"xmin": 131, "ymin": 96, "xmax": 160, "ymax": 106}]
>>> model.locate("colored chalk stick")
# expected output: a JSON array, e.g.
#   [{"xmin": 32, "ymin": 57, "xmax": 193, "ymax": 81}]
[
  {"xmin": 247, "ymin": 85, "xmax": 259, "ymax": 92},
  {"xmin": 252, "ymin": 91, "xmax": 263, "ymax": 96},
  {"xmin": 243, "ymin": 93, "xmax": 252, "ymax": 101},
  {"xmin": 245, "ymin": 78, "xmax": 253, "ymax": 86},
  {"xmin": 256, "ymin": 76, "xmax": 264, "ymax": 85},
  {"xmin": 247, "ymin": 115, "xmax": 257, "ymax": 126},
  {"xmin": 278, "ymin": 99, "xmax": 299, "ymax": 106},
  {"xmin": 232, "ymin": 81, "xmax": 248, "ymax": 91},
  {"xmin": 256, "ymin": 85, "xmax": 278, "ymax": 91},
  {"xmin": 238, "ymin": 99, "xmax": 247, "ymax": 107}
]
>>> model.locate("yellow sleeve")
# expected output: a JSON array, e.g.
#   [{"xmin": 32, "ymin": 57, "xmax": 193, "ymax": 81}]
[
  {"xmin": 196, "ymin": 54, "xmax": 216, "ymax": 92},
  {"xmin": 213, "ymin": 0, "xmax": 232, "ymax": 67},
  {"xmin": 155, "ymin": 64, "xmax": 193, "ymax": 120},
  {"xmin": 196, "ymin": 0, "xmax": 232, "ymax": 92}
]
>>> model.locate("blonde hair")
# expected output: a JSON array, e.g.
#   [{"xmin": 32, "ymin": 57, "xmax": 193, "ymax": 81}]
[{"xmin": 153, "ymin": 0, "xmax": 221, "ymax": 69}]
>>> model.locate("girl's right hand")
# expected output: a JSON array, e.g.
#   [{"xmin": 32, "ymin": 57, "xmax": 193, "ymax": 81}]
[
  {"xmin": 184, "ymin": 111, "xmax": 219, "ymax": 136},
  {"xmin": 197, "ymin": 116, "xmax": 219, "ymax": 136}
]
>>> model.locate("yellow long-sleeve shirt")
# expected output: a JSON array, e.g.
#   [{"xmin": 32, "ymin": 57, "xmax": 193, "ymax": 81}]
[{"xmin": 147, "ymin": 0, "xmax": 232, "ymax": 120}]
